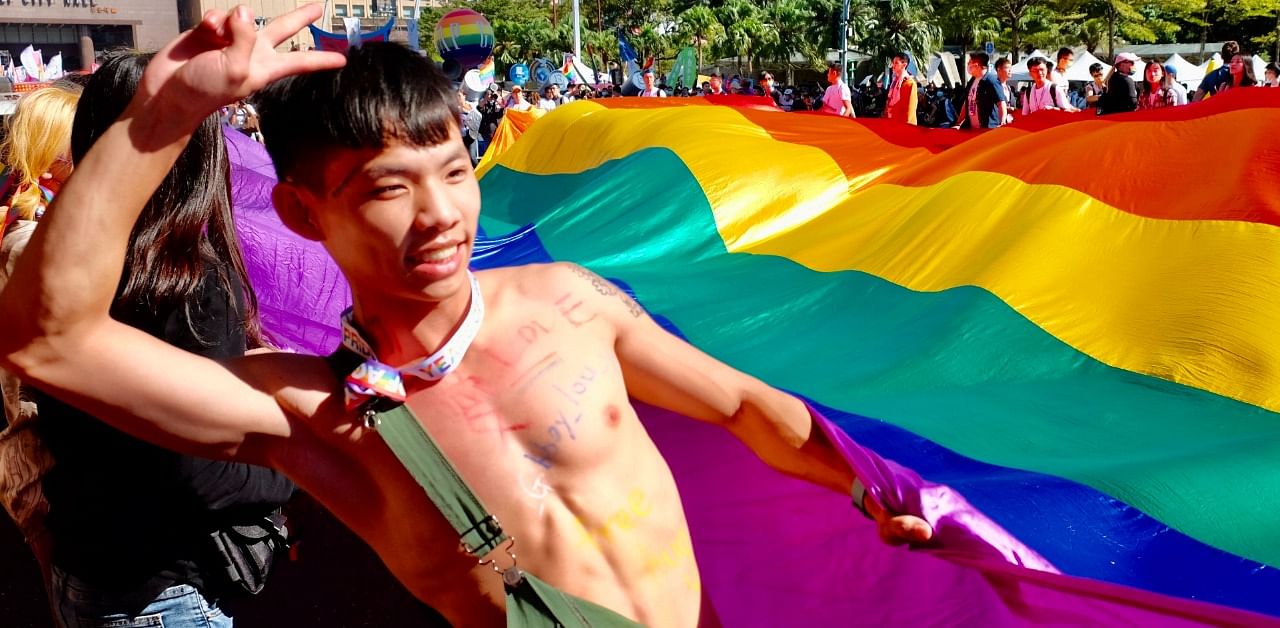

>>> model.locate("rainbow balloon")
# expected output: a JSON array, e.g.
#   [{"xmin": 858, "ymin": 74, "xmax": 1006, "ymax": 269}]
[{"xmin": 434, "ymin": 8, "xmax": 493, "ymax": 70}]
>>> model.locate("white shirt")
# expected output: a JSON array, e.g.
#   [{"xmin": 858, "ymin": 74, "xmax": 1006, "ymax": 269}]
[
  {"xmin": 1050, "ymin": 69, "xmax": 1069, "ymax": 92},
  {"xmin": 639, "ymin": 87, "xmax": 666, "ymax": 97},
  {"xmin": 822, "ymin": 81, "xmax": 851, "ymax": 115},
  {"xmin": 1021, "ymin": 81, "xmax": 1063, "ymax": 115},
  {"xmin": 1050, "ymin": 69, "xmax": 1079, "ymax": 111},
  {"xmin": 967, "ymin": 78, "xmax": 981, "ymax": 128},
  {"xmin": 538, "ymin": 99, "xmax": 558, "ymax": 111}
]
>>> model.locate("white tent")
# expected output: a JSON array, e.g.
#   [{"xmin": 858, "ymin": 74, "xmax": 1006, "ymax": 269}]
[
  {"xmin": 1063, "ymin": 50, "xmax": 1110, "ymax": 82},
  {"xmin": 1163, "ymin": 53, "xmax": 1203, "ymax": 83},
  {"xmin": 1009, "ymin": 49, "xmax": 1050, "ymax": 82}
]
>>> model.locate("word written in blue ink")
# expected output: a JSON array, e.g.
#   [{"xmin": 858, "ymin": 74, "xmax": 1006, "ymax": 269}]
[
  {"xmin": 523, "ymin": 409, "xmax": 583, "ymax": 469},
  {"xmin": 552, "ymin": 366, "xmax": 598, "ymax": 407}
]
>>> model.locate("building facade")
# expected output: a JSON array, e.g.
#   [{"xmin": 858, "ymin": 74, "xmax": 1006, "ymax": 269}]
[
  {"xmin": 186, "ymin": 0, "xmax": 312, "ymax": 51},
  {"xmin": 0, "ymin": 0, "xmax": 179, "ymax": 72},
  {"xmin": 0, "ymin": 0, "xmax": 441, "ymax": 79}
]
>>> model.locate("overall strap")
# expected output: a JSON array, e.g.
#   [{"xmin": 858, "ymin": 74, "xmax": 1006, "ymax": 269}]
[
  {"xmin": 373, "ymin": 403, "xmax": 508, "ymax": 558},
  {"xmin": 326, "ymin": 347, "xmax": 507, "ymax": 557}
]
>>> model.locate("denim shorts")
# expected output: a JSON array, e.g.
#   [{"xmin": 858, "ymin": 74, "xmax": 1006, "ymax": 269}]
[{"xmin": 52, "ymin": 567, "xmax": 232, "ymax": 628}]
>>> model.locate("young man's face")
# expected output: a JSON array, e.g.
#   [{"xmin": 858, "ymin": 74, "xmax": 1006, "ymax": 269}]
[
  {"xmin": 967, "ymin": 59, "xmax": 985, "ymax": 79},
  {"xmin": 284, "ymin": 124, "xmax": 481, "ymax": 304},
  {"xmin": 891, "ymin": 58, "xmax": 907, "ymax": 75},
  {"xmin": 1058, "ymin": 54, "xmax": 1073, "ymax": 72},
  {"xmin": 996, "ymin": 64, "xmax": 1010, "ymax": 82},
  {"xmin": 710, "ymin": 76, "xmax": 721, "ymax": 91},
  {"xmin": 1029, "ymin": 64, "xmax": 1046, "ymax": 83}
]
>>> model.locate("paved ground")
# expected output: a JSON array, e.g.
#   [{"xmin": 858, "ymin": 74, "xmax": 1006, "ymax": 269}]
[{"xmin": 0, "ymin": 494, "xmax": 450, "ymax": 627}]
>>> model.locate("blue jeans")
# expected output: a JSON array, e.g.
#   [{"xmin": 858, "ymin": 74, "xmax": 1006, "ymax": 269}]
[{"xmin": 52, "ymin": 567, "xmax": 232, "ymax": 628}]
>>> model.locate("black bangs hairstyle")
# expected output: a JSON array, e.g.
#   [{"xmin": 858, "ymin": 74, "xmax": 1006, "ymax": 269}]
[
  {"xmin": 71, "ymin": 51, "xmax": 262, "ymax": 346},
  {"xmin": 256, "ymin": 42, "xmax": 460, "ymax": 184}
]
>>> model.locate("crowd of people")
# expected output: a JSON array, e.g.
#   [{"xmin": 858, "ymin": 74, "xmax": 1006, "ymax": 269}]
[{"xmin": 450, "ymin": 40, "xmax": 1277, "ymax": 151}]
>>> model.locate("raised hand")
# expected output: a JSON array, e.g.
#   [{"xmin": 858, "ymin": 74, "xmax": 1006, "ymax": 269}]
[
  {"xmin": 863, "ymin": 492, "xmax": 935, "ymax": 546},
  {"xmin": 135, "ymin": 4, "xmax": 345, "ymax": 124}
]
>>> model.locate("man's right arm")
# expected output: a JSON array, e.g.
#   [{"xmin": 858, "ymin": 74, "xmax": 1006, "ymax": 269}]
[{"xmin": 0, "ymin": 6, "xmax": 344, "ymax": 465}]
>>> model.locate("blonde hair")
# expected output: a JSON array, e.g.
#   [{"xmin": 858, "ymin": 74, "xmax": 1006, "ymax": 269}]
[{"xmin": 0, "ymin": 86, "xmax": 81, "ymax": 221}]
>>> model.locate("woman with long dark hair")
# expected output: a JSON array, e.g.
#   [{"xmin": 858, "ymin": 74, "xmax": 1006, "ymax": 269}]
[
  {"xmin": 1222, "ymin": 54, "xmax": 1258, "ymax": 93},
  {"xmin": 36, "ymin": 52, "xmax": 294, "ymax": 628},
  {"xmin": 1138, "ymin": 62, "xmax": 1177, "ymax": 110}
]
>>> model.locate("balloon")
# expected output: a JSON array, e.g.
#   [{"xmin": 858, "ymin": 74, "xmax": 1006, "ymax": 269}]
[
  {"xmin": 434, "ymin": 9, "xmax": 494, "ymax": 70},
  {"xmin": 508, "ymin": 63, "xmax": 530, "ymax": 86},
  {"xmin": 463, "ymin": 69, "xmax": 487, "ymax": 95},
  {"xmin": 533, "ymin": 59, "xmax": 554, "ymax": 86}
]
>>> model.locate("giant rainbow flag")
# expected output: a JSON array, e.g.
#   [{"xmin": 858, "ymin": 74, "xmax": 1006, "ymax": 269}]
[{"xmin": 227, "ymin": 88, "xmax": 1280, "ymax": 624}]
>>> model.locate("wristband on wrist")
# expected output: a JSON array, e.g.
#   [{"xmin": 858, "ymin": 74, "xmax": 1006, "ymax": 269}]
[{"xmin": 851, "ymin": 478, "xmax": 873, "ymax": 520}]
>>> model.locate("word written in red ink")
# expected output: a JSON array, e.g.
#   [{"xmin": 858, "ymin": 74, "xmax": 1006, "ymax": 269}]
[{"xmin": 555, "ymin": 293, "xmax": 596, "ymax": 327}]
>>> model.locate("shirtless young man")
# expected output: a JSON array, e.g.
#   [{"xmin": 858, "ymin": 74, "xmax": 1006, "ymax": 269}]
[{"xmin": 0, "ymin": 6, "xmax": 932, "ymax": 626}]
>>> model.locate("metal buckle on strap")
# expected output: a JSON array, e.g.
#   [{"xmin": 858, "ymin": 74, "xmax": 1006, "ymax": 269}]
[
  {"xmin": 362, "ymin": 409, "xmax": 381, "ymax": 430},
  {"xmin": 476, "ymin": 538, "xmax": 523, "ymax": 588},
  {"xmin": 458, "ymin": 515, "xmax": 505, "ymax": 555}
]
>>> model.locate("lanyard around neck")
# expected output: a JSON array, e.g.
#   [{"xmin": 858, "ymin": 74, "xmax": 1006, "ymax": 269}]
[{"xmin": 340, "ymin": 271, "xmax": 485, "ymax": 408}]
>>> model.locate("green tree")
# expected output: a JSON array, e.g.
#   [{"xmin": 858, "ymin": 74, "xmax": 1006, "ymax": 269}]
[
  {"xmin": 676, "ymin": 5, "xmax": 725, "ymax": 66},
  {"xmin": 937, "ymin": 2, "xmax": 1002, "ymax": 50},
  {"xmin": 979, "ymin": 0, "xmax": 1045, "ymax": 62},
  {"xmin": 630, "ymin": 22, "xmax": 672, "ymax": 63},
  {"xmin": 1219, "ymin": 0, "xmax": 1280, "ymax": 62},
  {"xmin": 760, "ymin": 0, "xmax": 822, "ymax": 80},
  {"xmin": 1081, "ymin": 0, "xmax": 1199, "ymax": 58},
  {"xmin": 582, "ymin": 27, "xmax": 616, "ymax": 83},
  {"xmin": 715, "ymin": 0, "xmax": 760, "ymax": 74},
  {"xmin": 848, "ymin": 0, "xmax": 943, "ymax": 79}
]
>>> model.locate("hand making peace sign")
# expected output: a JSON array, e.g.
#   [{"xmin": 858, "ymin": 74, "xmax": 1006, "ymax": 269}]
[{"xmin": 135, "ymin": 4, "xmax": 345, "ymax": 124}]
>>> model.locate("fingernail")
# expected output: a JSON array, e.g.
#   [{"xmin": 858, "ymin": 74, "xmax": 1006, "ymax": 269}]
[{"xmin": 235, "ymin": 6, "xmax": 249, "ymax": 20}]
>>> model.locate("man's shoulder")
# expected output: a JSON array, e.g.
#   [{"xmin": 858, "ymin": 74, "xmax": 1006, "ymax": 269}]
[
  {"xmin": 477, "ymin": 262, "xmax": 581, "ymax": 300},
  {"xmin": 476, "ymin": 263, "xmax": 636, "ymax": 330},
  {"xmin": 1204, "ymin": 66, "xmax": 1230, "ymax": 88}
]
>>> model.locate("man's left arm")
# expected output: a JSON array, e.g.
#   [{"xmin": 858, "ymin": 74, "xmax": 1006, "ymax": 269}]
[{"xmin": 549, "ymin": 263, "xmax": 932, "ymax": 542}]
